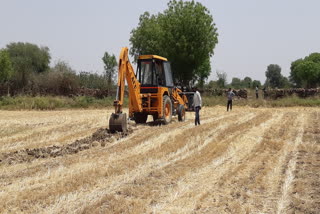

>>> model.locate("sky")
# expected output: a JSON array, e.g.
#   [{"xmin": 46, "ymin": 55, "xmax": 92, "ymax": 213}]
[{"xmin": 1, "ymin": 0, "xmax": 320, "ymax": 83}]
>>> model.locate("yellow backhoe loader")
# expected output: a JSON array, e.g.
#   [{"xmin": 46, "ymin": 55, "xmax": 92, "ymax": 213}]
[{"xmin": 109, "ymin": 47, "xmax": 191, "ymax": 132}]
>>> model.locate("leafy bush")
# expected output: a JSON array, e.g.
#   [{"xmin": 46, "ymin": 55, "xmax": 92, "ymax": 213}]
[{"xmin": 78, "ymin": 72, "xmax": 109, "ymax": 90}]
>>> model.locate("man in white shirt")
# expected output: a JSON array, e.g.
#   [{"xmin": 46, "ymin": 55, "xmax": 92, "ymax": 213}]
[{"xmin": 193, "ymin": 88, "xmax": 202, "ymax": 126}]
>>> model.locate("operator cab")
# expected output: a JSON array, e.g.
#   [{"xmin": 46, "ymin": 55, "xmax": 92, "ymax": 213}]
[{"xmin": 136, "ymin": 55, "xmax": 174, "ymax": 92}]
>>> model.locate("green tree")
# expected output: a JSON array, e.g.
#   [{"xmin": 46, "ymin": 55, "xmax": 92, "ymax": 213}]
[
  {"xmin": 45, "ymin": 60, "xmax": 79, "ymax": 95},
  {"xmin": 252, "ymin": 80, "xmax": 261, "ymax": 88},
  {"xmin": 294, "ymin": 61, "xmax": 319, "ymax": 88},
  {"xmin": 130, "ymin": 0, "xmax": 218, "ymax": 85},
  {"xmin": 265, "ymin": 64, "xmax": 284, "ymax": 88},
  {"xmin": 281, "ymin": 76, "xmax": 291, "ymax": 88},
  {"xmin": 0, "ymin": 49, "xmax": 14, "ymax": 95},
  {"xmin": 195, "ymin": 57, "xmax": 211, "ymax": 88},
  {"xmin": 204, "ymin": 80, "xmax": 218, "ymax": 90},
  {"xmin": 129, "ymin": 12, "xmax": 163, "ymax": 61},
  {"xmin": 79, "ymin": 72, "xmax": 108, "ymax": 90},
  {"xmin": 102, "ymin": 52, "xmax": 117, "ymax": 95},
  {"xmin": 216, "ymin": 71, "xmax": 227, "ymax": 88},
  {"xmin": 5, "ymin": 42, "xmax": 51, "ymax": 90},
  {"xmin": 290, "ymin": 53, "xmax": 320, "ymax": 88},
  {"xmin": 0, "ymin": 49, "xmax": 13, "ymax": 83},
  {"xmin": 51, "ymin": 60, "xmax": 74, "ymax": 74},
  {"xmin": 231, "ymin": 77, "xmax": 241, "ymax": 89},
  {"xmin": 306, "ymin": 52, "xmax": 320, "ymax": 63},
  {"xmin": 290, "ymin": 58, "xmax": 303, "ymax": 87},
  {"xmin": 242, "ymin": 76, "xmax": 252, "ymax": 88}
]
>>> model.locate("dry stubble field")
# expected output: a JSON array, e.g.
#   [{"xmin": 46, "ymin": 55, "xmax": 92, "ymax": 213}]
[{"xmin": 0, "ymin": 106, "xmax": 319, "ymax": 213}]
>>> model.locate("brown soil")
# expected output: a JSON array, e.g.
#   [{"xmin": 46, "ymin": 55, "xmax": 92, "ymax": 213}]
[
  {"xmin": 0, "ymin": 128, "xmax": 132, "ymax": 165},
  {"xmin": 0, "ymin": 107, "xmax": 319, "ymax": 214}
]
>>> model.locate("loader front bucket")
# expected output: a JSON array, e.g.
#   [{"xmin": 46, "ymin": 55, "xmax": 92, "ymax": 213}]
[{"xmin": 109, "ymin": 113, "xmax": 127, "ymax": 133}]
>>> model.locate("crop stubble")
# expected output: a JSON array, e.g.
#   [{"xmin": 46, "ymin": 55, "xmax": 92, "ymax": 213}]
[{"xmin": 0, "ymin": 107, "xmax": 319, "ymax": 213}]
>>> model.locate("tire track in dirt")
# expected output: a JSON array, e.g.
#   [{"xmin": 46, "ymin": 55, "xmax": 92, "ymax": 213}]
[
  {"xmin": 96, "ymin": 111, "xmax": 244, "ymax": 175},
  {"xmin": 155, "ymin": 111, "xmax": 285, "ymax": 213},
  {"xmin": 190, "ymin": 111, "xmax": 309, "ymax": 214},
  {"xmin": 161, "ymin": 111, "xmax": 271, "ymax": 180},
  {"xmin": 33, "ymin": 112, "xmax": 250, "ymax": 213},
  {"xmin": 0, "ymin": 110, "xmax": 109, "ymax": 153},
  {"xmin": 0, "ymin": 110, "xmax": 241, "ymax": 212},
  {"xmin": 282, "ymin": 111, "xmax": 320, "ymax": 214},
  {"xmin": 97, "ymin": 110, "xmax": 299, "ymax": 213},
  {"xmin": 2, "ymin": 108, "xmax": 317, "ymax": 214},
  {"xmin": 258, "ymin": 112, "xmax": 304, "ymax": 214},
  {"xmin": 78, "ymin": 111, "xmax": 272, "ymax": 213},
  {"xmin": 189, "ymin": 112, "xmax": 302, "ymax": 213},
  {"xmin": 129, "ymin": 112, "xmax": 252, "ymax": 161},
  {"xmin": 0, "ymin": 111, "xmax": 224, "ymax": 190},
  {"xmin": 276, "ymin": 113, "xmax": 305, "ymax": 214}
]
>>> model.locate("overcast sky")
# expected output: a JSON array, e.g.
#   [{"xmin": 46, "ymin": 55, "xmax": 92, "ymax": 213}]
[{"xmin": 1, "ymin": 0, "xmax": 320, "ymax": 83}]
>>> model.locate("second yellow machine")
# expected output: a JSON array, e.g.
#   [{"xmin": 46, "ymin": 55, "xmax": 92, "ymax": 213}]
[{"xmin": 109, "ymin": 47, "xmax": 190, "ymax": 132}]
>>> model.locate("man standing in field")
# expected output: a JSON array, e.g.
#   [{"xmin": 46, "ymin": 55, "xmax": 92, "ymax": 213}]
[
  {"xmin": 255, "ymin": 86, "xmax": 259, "ymax": 99},
  {"xmin": 193, "ymin": 88, "xmax": 202, "ymax": 126},
  {"xmin": 227, "ymin": 88, "xmax": 235, "ymax": 111}
]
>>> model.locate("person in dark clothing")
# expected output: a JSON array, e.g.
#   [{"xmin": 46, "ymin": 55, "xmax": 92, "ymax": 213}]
[
  {"xmin": 255, "ymin": 86, "xmax": 259, "ymax": 99},
  {"xmin": 227, "ymin": 88, "xmax": 235, "ymax": 111}
]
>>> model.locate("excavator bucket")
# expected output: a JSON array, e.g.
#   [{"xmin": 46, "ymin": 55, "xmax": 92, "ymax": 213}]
[{"xmin": 109, "ymin": 113, "xmax": 127, "ymax": 133}]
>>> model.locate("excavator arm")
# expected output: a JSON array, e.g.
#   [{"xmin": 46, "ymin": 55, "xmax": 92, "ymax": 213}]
[
  {"xmin": 114, "ymin": 47, "xmax": 142, "ymax": 113},
  {"xmin": 109, "ymin": 47, "xmax": 142, "ymax": 132},
  {"xmin": 171, "ymin": 87, "xmax": 188, "ymax": 108}
]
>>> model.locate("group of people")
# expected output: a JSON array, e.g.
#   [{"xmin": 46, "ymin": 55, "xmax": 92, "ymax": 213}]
[{"xmin": 191, "ymin": 87, "xmax": 240, "ymax": 126}]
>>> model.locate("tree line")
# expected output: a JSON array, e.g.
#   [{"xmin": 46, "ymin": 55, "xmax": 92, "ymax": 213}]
[
  {"xmin": 262, "ymin": 53, "xmax": 320, "ymax": 89},
  {"xmin": 202, "ymin": 54, "xmax": 320, "ymax": 91},
  {"xmin": 0, "ymin": 42, "xmax": 117, "ymax": 96},
  {"xmin": 1, "ymin": 0, "xmax": 319, "ymax": 98},
  {"xmin": 0, "ymin": 41, "xmax": 318, "ymax": 98}
]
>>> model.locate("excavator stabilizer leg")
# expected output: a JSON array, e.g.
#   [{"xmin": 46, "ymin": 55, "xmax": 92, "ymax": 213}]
[{"xmin": 109, "ymin": 113, "xmax": 127, "ymax": 133}]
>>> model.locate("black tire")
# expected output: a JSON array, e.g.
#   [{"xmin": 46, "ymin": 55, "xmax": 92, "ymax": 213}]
[
  {"xmin": 152, "ymin": 113, "xmax": 158, "ymax": 122},
  {"xmin": 162, "ymin": 95, "xmax": 172, "ymax": 124},
  {"xmin": 177, "ymin": 104, "xmax": 185, "ymax": 122},
  {"xmin": 134, "ymin": 112, "xmax": 148, "ymax": 124}
]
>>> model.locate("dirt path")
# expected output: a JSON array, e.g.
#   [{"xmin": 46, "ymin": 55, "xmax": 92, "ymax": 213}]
[{"xmin": 0, "ymin": 107, "xmax": 319, "ymax": 213}]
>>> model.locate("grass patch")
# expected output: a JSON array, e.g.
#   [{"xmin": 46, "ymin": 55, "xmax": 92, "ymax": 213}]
[
  {"xmin": 203, "ymin": 95, "xmax": 320, "ymax": 107},
  {"xmin": 0, "ymin": 95, "xmax": 318, "ymax": 110},
  {"xmin": 0, "ymin": 96, "xmax": 120, "ymax": 110}
]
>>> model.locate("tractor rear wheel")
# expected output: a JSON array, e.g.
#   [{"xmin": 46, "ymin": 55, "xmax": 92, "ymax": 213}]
[
  {"xmin": 163, "ymin": 95, "xmax": 172, "ymax": 124},
  {"xmin": 177, "ymin": 104, "xmax": 185, "ymax": 122}
]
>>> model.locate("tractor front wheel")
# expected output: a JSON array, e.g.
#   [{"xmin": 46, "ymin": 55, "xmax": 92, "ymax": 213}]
[
  {"xmin": 163, "ymin": 95, "xmax": 172, "ymax": 124},
  {"xmin": 177, "ymin": 104, "xmax": 185, "ymax": 122}
]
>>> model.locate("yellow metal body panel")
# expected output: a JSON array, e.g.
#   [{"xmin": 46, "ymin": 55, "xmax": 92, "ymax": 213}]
[
  {"xmin": 129, "ymin": 87, "xmax": 169, "ymax": 118},
  {"xmin": 114, "ymin": 47, "xmax": 142, "ymax": 113},
  {"xmin": 138, "ymin": 55, "xmax": 168, "ymax": 61},
  {"xmin": 171, "ymin": 87, "xmax": 188, "ymax": 111}
]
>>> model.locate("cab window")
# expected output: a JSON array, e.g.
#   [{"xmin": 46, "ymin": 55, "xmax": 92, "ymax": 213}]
[
  {"xmin": 139, "ymin": 61, "xmax": 153, "ymax": 85},
  {"xmin": 163, "ymin": 62, "xmax": 174, "ymax": 87}
]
